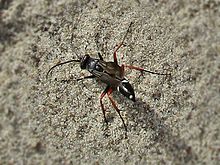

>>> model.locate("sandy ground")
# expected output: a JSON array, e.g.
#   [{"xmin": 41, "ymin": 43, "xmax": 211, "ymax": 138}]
[{"xmin": 0, "ymin": 0, "xmax": 220, "ymax": 164}]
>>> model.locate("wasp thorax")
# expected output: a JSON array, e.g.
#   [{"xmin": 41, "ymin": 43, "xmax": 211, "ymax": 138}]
[{"xmin": 80, "ymin": 54, "xmax": 90, "ymax": 69}]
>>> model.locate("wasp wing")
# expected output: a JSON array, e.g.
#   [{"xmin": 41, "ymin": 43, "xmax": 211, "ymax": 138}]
[{"xmin": 92, "ymin": 60, "xmax": 123, "ymax": 87}]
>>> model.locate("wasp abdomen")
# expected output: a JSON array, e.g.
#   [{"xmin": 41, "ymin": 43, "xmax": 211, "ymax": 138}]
[{"xmin": 117, "ymin": 79, "xmax": 135, "ymax": 102}]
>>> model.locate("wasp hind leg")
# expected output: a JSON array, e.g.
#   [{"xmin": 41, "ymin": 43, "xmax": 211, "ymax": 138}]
[
  {"xmin": 107, "ymin": 88, "xmax": 128, "ymax": 138},
  {"xmin": 123, "ymin": 64, "xmax": 171, "ymax": 76},
  {"xmin": 100, "ymin": 86, "xmax": 111, "ymax": 125}
]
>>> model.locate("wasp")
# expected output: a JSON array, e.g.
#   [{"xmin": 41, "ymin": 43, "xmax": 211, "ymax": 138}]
[{"xmin": 47, "ymin": 22, "xmax": 170, "ymax": 135}]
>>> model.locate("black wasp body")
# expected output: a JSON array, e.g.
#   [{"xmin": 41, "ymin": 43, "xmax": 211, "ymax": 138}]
[{"xmin": 47, "ymin": 22, "xmax": 170, "ymax": 136}]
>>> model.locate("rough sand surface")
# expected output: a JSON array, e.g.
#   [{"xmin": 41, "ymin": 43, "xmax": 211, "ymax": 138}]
[{"xmin": 0, "ymin": 0, "xmax": 220, "ymax": 164}]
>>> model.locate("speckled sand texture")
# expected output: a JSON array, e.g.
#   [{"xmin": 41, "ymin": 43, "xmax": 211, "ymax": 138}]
[{"xmin": 0, "ymin": 0, "xmax": 220, "ymax": 164}]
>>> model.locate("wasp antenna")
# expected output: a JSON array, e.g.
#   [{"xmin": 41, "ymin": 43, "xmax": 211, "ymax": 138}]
[{"xmin": 46, "ymin": 59, "xmax": 80, "ymax": 79}]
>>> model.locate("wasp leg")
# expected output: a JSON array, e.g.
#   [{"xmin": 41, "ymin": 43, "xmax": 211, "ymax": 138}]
[
  {"xmin": 123, "ymin": 64, "xmax": 170, "ymax": 76},
  {"xmin": 76, "ymin": 75, "xmax": 96, "ymax": 81},
  {"xmin": 107, "ymin": 88, "xmax": 128, "ymax": 136},
  {"xmin": 98, "ymin": 52, "xmax": 103, "ymax": 60},
  {"xmin": 100, "ymin": 85, "xmax": 111, "ymax": 125},
  {"xmin": 61, "ymin": 75, "xmax": 95, "ymax": 83},
  {"xmin": 113, "ymin": 43, "xmax": 123, "ymax": 65},
  {"xmin": 113, "ymin": 22, "xmax": 133, "ymax": 65}
]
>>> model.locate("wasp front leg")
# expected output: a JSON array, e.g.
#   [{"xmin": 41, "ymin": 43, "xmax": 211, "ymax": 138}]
[
  {"xmin": 76, "ymin": 75, "xmax": 96, "ymax": 81},
  {"xmin": 61, "ymin": 75, "xmax": 95, "ymax": 83}
]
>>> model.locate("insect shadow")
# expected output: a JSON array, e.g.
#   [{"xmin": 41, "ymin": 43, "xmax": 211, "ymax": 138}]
[{"xmin": 126, "ymin": 98, "xmax": 198, "ymax": 163}]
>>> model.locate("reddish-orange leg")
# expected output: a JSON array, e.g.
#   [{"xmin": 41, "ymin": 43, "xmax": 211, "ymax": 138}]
[
  {"xmin": 107, "ymin": 88, "xmax": 128, "ymax": 134},
  {"xmin": 112, "ymin": 22, "xmax": 169, "ymax": 77},
  {"xmin": 113, "ymin": 22, "xmax": 133, "ymax": 65},
  {"xmin": 100, "ymin": 86, "xmax": 110, "ymax": 124},
  {"xmin": 123, "ymin": 64, "xmax": 170, "ymax": 76},
  {"xmin": 100, "ymin": 86, "xmax": 128, "ymax": 136}
]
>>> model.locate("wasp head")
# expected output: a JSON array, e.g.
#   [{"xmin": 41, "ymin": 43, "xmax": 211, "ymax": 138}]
[{"xmin": 117, "ymin": 79, "xmax": 135, "ymax": 102}]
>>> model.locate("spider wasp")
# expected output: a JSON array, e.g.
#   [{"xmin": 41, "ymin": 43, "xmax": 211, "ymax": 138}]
[{"xmin": 47, "ymin": 22, "xmax": 170, "ymax": 136}]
